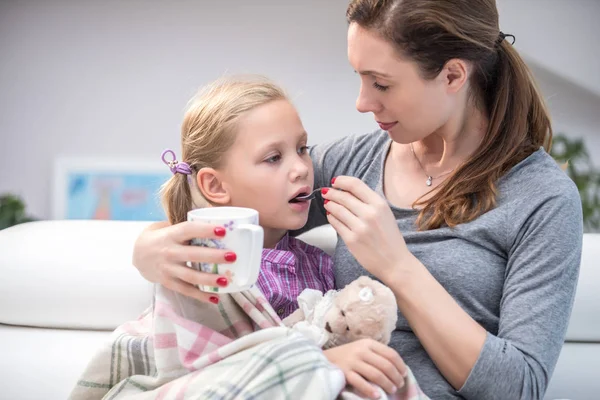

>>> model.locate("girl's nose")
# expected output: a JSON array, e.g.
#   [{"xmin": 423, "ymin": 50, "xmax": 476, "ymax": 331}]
[{"xmin": 291, "ymin": 159, "xmax": 310, "ymax": 181}]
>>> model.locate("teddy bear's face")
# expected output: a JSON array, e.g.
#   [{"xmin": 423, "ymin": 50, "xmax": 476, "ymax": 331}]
[{"xmin": 323, "ymin": 276, "xmax": 398, "ymax": 347}]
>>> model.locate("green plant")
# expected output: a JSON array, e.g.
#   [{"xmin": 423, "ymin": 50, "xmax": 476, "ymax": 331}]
[
  {"xmin": 0, "ymin": 194, "xmax": 37, "ymax": 230},
  {"xmin": 550, "ymin": 134, "xmax": 600, "ymax": 232}
]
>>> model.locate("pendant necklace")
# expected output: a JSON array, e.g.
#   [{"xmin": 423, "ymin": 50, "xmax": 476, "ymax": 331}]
[{"xmin": 410, "ymin": 143, "xmax": 455, "ymax": 187}]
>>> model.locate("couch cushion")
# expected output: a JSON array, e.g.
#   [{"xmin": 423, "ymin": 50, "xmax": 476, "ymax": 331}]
[
  {"xmin": 0, "ymin": 220, "xmax": 598, "ymax": 341},
  {"xmin": 0, "ymin": 220, "xmax": 154, "ymax": 329},
  {"xmin": 545, "ymin": 342, "xmax": 600, "ymax": 399},
  {"xmin": 564, "ymin": 234, "xmax": 600, "ymax": 342},
  {"xmin": 0, "ymin": 323, "xmax": 111, "ymax": 400}
]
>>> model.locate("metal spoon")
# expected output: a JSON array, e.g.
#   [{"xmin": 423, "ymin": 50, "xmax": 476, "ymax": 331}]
[{"xmin": 290, "ymin": 188, "xmax": 324, "ymax": 203}]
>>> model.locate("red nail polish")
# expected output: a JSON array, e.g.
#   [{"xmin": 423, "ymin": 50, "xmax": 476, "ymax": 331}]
[
  {"xmin": 326, "ymin": 211, "xmax": 331, "ymax": 216},
  {"xmin": 324, "ymin": 199, "xmax": 329, "ymax": 205},
  {"xmin": 224, "ymin": 252, "xmax": 237, "ymax": 262},
  {"xmin": 331, "ymin": 177, "xmax": 337, "ymax": 185},
  {"xmin": 209, "ymin": 296, "xmax": 219, "ymax": 304},
  {"xmin": 216, "ymin": 277, "xmax": 228, "ymax": 287},
  {"xmin": 214, "ymin": 227, "xmax": 226, "ymax": 237},
  {"xmin": 321, "ymin": 188, "xmax": 329, "ymax": 195}
]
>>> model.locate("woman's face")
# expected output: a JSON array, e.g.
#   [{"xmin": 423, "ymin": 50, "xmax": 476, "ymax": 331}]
[{"xmin": 347, "ymin": 23, "xmax": 457, "ymax": 144}]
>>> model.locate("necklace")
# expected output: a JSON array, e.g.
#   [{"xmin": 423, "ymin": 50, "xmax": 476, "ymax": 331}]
[{"xmin": 410, "ymin": 143, "xmax": 455, "ymax": 186}]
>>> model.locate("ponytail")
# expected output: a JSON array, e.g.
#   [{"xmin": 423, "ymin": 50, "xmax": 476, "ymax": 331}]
[
  {"xmin": 416, "ymin": 40, "xmax": 553, "ymax": 229},
  {"xmin": 161, "ymin": 174, "xmax": 193, "ymax": 225}
]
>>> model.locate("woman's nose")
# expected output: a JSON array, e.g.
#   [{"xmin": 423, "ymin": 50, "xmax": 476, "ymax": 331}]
[{"xmin": 356, "ymin": 85, "xmax": 381, "ymax": 114}]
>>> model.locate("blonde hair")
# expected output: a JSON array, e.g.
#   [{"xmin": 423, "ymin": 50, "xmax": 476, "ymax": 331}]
[{"xmin": 160, "ymin": 76, "xmax": 288, "ymax": 224}]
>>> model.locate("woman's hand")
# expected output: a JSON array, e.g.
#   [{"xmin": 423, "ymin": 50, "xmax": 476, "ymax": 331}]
[
  {"xmin": 132, "ymin": 220, "xmax": 236, "ymax": 304},
  {"xmin": 324, "ymin": 339, "xmax": 407, "ymax": 399},
  {"xmin": 321, "ymin": 176, "xmax": 414, "ymax": 284}
]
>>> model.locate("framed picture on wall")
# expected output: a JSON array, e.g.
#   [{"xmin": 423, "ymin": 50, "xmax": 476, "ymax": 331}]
[{"xmin": 52, "ymin": 157, "xmax": 172, "ymax": 221}]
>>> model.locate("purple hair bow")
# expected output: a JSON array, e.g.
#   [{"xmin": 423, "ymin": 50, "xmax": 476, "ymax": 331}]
[{"xmin": 161, "ymin": 149, "xmax": 192, "ymax": 175}]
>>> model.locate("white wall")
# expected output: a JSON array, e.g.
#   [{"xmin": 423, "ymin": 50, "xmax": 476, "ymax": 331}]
[
  {"xmin": 1, "ymin": 0, "xmax": 599, "ymax": 220},
  {"xmin": 497, "ymin": 0, "xmax": 600, "ymax": 97},
  {"xmin": 529, "ymin": 62, "xmax": 600, "ymax": 163}
]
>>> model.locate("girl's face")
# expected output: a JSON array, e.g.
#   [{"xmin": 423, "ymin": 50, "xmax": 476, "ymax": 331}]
[
  {"xmin": 347, "ymin": 23, "xmax": 458, "ymax": 144},
  {"xmin": 217, "ymin": 99, "xmax": 314, "ymax": 242}
]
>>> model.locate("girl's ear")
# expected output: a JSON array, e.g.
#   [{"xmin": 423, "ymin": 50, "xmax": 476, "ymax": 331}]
[{"xmin": 196, "ymin": 168, "xmax": 230, "ymax": 205}]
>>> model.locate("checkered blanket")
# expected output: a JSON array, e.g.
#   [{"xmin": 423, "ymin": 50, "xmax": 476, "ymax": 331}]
[{"xmin": 69, "ymin": 284, "xmax": 428, "ymax": 400}]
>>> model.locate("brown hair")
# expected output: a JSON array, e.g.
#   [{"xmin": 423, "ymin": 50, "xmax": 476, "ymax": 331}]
[
  {"xmin": 347, "ymin": 0, "xmax": 552, "ymax": 230},
  {"xmin": 160, "ymin": 76, "xmax": 287, "ymax": 224}
]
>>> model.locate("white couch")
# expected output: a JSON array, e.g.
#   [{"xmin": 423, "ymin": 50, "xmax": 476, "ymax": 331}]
[{"xmin": 0, "ymin": 220, "xmax": 598, "ymax": 400}]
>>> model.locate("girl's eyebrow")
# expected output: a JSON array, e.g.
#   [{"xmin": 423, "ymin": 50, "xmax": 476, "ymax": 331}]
[{"xmin": 257, "ymin": 131, "xmax": 309, "ymax": 153}]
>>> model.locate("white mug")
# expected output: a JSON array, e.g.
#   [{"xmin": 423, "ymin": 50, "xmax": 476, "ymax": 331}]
[{"xmin": 187, "ymin": 207, "xmax": 264, "ymax": 293}]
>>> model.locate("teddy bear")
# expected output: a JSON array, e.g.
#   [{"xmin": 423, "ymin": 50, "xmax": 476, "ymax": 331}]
[{"xmin": 282, "ymin": 276, "xmax": 398, "ymax": 349}]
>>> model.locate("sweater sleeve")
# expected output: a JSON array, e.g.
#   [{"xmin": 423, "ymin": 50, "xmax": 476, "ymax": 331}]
[{"xmin": 457, "ymin": 184, "xmax": 583, "ymax": 399}]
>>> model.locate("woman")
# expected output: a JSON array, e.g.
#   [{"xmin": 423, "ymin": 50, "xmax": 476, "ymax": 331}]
[{"xmin": 132, "ymin": 1, "xmax": 583, "ymax": 399}]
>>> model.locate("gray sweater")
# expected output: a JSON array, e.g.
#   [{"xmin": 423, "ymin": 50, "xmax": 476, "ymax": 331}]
[{"xmin": 297, "ymin": 130, "xmax": 583, "ymax": 399}]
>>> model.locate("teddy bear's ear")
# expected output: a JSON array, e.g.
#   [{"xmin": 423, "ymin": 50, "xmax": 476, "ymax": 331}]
[
  {"xmin": 358, "ymin": 286, "xmax": 374, "ymax": 303},
  {"xmin": 355, "ymin": 276, "xmax": 374, "ymax": 288}
]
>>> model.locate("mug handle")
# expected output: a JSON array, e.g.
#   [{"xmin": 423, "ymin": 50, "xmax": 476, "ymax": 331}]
[{"xmin": 235, "ymin": 224, "xmax": 264, "ymax": 287}]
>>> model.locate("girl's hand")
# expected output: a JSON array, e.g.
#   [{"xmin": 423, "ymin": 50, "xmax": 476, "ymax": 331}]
[
  {"xmin": 324, "ymin": 339, "xmax": 407, "ymax": 399},
  {"xmin": 132, "ymin": 220, "xmax": 236, "ymax": 304},
  {"xmin": 322, "ymin": 176, "xmax": 414, "ymax": 284}
]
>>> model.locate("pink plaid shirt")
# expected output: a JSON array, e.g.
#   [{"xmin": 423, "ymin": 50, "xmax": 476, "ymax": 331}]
[{"xmin": 257, "ymin": 233, "xmax": 335, "ymax": 319}]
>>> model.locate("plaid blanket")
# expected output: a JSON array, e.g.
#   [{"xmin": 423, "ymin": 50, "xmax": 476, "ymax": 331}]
[{"xmin": 69, "ymin": 284, "xmax": 428, "ymax": 400}]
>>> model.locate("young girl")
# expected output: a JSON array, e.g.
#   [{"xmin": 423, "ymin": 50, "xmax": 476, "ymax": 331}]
[
  {"xmin": 70, "ymin": 76, "xmax": 406, "ymax": 400},
  {"xmin": 156, "ymin": 77, "xmax": 405, "ymax": 398},
  {"xmin": 159, "ymin": 75, "xmax": 335, "ymax": 318}
]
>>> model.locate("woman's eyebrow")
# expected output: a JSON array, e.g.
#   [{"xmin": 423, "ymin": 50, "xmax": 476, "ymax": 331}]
[{"xmin": 355, "ymin": 69, "xmax": 392, "ymax": 78}]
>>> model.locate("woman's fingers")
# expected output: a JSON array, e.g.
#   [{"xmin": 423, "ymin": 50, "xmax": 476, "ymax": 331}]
[
  {"xmin": 345, "ymin": 371, "xmax": 382, "ymax": 400},
  {"xmin": 322, "ymin": 187, "xmax": 367, "ymax": 218},
  {"xmin": 169, "ymin": 244, "xmax": 234, "ymax": 264},
  {"xmin": 162, "ymin": 277, "xmax": 220, "ymax": 304},
  {"xmin": 325, "ymin": 211, "xmax": 352, "ymax": 238},
  {"xmin": 167, "ymin": 263, "xmax": 228, "ymax": 289},
  {"xmin": 324, "ymin": 197, "xmax": 361, "ymax": 230},
  {"xmin": 331, "ymin": 176, "xmax": 383, "ymax": 205},
  {"xmin": 168, "ymin": 220, "xmax": 227, "ymax": 244}
]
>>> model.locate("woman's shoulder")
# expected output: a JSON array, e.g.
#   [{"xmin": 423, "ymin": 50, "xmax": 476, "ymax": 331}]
[
  {"xmin": 499, "ymin": 147, "xmax": 579, "ymax": 201},
  {"xmin": 310, "ymin": 129, "xmax": 390, "ymax": 179},
  {"xmin": 497, "ymin": 147, "xmax": 582, "ymax": 237}
]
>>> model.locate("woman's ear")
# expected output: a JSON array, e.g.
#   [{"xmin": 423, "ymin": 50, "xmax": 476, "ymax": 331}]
[
  {"xmin": 196, "ymin": 168, "xmax": 230, "ymax": 205},
  {"xmin": 443, "ymin": 58, "xmax": 469, "ymax": 93}
]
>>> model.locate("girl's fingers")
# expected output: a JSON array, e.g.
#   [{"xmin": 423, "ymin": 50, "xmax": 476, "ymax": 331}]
[
  {"xmin": 361, "ymin": 350, "xmax": 405, "ymax": 392},
  {"xmin": 345, "ymin": 371, "xmax": 382, "ymax": 400},
  {"xmin": 356, "ymin": 362, "xmax": 397, "ymax": 396},
  {"xmin": 370, "ymin": 341, "xmax": 408, "ymax": 378}
]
